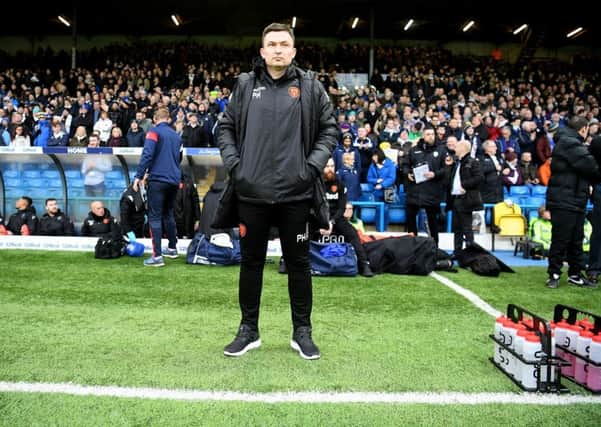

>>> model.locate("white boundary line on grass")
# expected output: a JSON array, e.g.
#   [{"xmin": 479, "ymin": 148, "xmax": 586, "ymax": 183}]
[
  {"xmin": 1, "ymin": 381, "xmax": 600, "ymax": 405},
  {"xmin": 430, "ymin": 272, "xmax": 502, "ymax": 318}
]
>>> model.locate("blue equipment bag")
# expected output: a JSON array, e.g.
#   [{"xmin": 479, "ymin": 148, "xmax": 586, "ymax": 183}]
[
  {"xmin": 186, "ymin": 233, "xmax": 241, "ymax": 265},
  {"xmin": 309, "ymin": 241, "xmax": 358, "ymax": 276}
]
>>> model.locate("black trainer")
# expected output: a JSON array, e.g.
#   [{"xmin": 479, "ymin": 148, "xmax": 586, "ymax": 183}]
[
  {"xmin": 224, "ymin": 324, "xmax": 261, "ymax": 357},
  {"xmin": 290, "ymin": 326, "xmax": 320, "ymax": 360},
  {"xmin": 360, "ymin": 261, "xmax": 375, "ymax": 277},
  {"xmin": 546, "ymin": 274, "xmax": 560, "ymax": 289},
  {"xmin": 567, "ymin": 274, "xmax": 598, "ymax": 289}
]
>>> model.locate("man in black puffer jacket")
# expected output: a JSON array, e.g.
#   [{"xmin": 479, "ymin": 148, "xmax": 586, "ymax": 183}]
[
  {"xmin": 546, "ymin": 116, "xmax": 600, "ymax": 289},
  {"xmin": 217, "ymin": 23, "xmax": 337, "ymax": 361},
  {"xmin": 80, "ymin": 201, "xmax": 120, "ymax": 238}
]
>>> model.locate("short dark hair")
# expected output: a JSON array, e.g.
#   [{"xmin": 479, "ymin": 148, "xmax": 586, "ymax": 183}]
[
  {"xmin": 262, "ymin": 23, "xmax": 295, "ymax": 46},
  {"xmin": 21, "ymin": 196, "xmax": 33, "ymax": 207},
  {"xmin": 569, "ymin": 116, "xmax": 589, "ymax": 132},
  {"xmin": 45, "ymin": 198, "xmax": 57, "ymax": 206}
]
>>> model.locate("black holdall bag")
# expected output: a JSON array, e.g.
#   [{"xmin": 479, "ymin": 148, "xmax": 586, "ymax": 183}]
[
  {"xmin": 95, "ymin": 235, "xmax": 125, "ymax": 259},
  {"xmin": 94, "ymin": 224, "xmax": 125, "ymax": 259}
]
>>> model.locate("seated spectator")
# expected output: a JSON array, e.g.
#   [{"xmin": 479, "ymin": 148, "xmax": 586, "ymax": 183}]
[
  {"xmin": 367, "ymin": 148, "xmax": 396, "ymax": 201},
  {"xmin": 69, "ymin": 126, "xmax": 89, "ymax": 147},
  {"xmin": 174, "ymin": 173, "xmax": 201, "ymax": 239},
  {"xmin": 107, "ymin": 127, "xmax": 125, "ymax": 147},
  {"xmin": 336, "ymin": 152, "xmax": 361, "ymax": 201},
  {"xmin": 126, "ymin": 121, "xmax": 145, "ymax": 147},
  {"xmin": 38, "ymin": 198, "xmax": 74, "ymax": 236},
  {"xmin": 502, "ymin": 151, "xmax": 524, "ymax": 188},
  {"xmin": 6, "ymin": 196, "xmax": 38, "ymax": 235},
  {"xmin": 529, "ymin": 205, "xmax": 552, "ymax": 256},
  {"xmin": 333, "ymin": 133, "xmax": 361, "ymax": 172},
  {"xmin": 80, "ymin": 201, "xmax": 119, "ymax": 237},
  {"xmin": 10, "ymin": 125, "xmax": 30, "ymax": 147},
  {"xmin": 120, "ymin": 178, "xmax": 148, "ymax": 238},
  {"xmin": 47, "ymin": 121, "xmax": 69, "ymax": 146},
  {"xmin": 0, "ymin": 211, "xmax": 6, "ymax": 234},
  {"xmin": 519, "ymin": 152, "xmax": 540, "ymax": 185},
  {"xmin": 479, "ymin": 140, "xmax": 505, "ymax": 204}
]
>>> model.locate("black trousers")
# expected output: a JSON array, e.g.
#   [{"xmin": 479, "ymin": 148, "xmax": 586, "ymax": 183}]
[
  {"xmin": 238, "ymin": 200, "xmax": 312, "ymax": 332},
  {"xmin": 406, "ymin": 204, "xmax": 439, "ymax": 245},
  {"xmin": 548, "ymin": 208, "xmax": 585, "ymax": 277},
  {"xmin": 452, "ymin": 208, "xmax": 474, "ymax": 253},
  {"xmin": 332, "ymin": 219, "xmax": 368, "ymax": 265}
]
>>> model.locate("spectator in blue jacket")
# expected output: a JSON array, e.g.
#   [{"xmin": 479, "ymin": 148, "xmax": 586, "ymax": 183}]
[
  {"xmin": 367, "ymin": 148, "xmax": 396, "ymax": 201},
  {"xmin": 47, "ymin": 121, "xmax": 69, "ymax": 146}
]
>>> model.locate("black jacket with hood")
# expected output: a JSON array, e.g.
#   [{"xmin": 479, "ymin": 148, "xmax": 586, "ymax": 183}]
[{"xmin": 547, "ymin": 127, "xmax": 601, "ymax": 213}]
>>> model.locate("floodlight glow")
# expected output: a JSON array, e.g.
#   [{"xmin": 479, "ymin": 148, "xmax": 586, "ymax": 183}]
[
  {"xmin": 58, "ymin": 15, "xmax": 71, "ymax": 27},
  {"xmin": 567, "ymin": 27, "xmax": 583, "ymax": 38},
  {"xmin": 513, "ymin": 24, "xmax": 527, "ymax": 35},
  {"xmin": 352, "ymin": 17, "xmax": 359, "ymax": 29},
  {"xmin": 463, "ymin": 21, "xmax": 475, "ymax": 32},
  {"xmin": 292, "ymin": 16, "xmax": 296, "ymax": 28},
  {"xmin": 171, "ymin": 15, "xmax": 180, "ymax": 26},
  {"xmin": 404, "ymin": 19, "xmax": 414, "ymax": 31}
]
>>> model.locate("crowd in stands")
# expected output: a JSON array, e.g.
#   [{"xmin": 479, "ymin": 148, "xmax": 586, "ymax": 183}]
[{"xmin": 2, "ymin": 41, "xmax": 601, "ymax": 238}]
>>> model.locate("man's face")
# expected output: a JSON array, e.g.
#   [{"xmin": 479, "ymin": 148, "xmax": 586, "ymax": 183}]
[
  {"xmin": 521, "ymin": 152, "xmax": 532, "ymax": 163},
  {"xmin": 260, "ymin": 31, "xmax": 296, "ymax": 70},
  {"xmin": 91, "ymin": 202, "xmax": 105, "ymax": 217},
  {"xmin": 485, "ymin": 142, "xmax": 497, "ymax": 155},
  {"xmin": 323, "ymin": 159, "xmax": 336, "ymax": 181},
  {"xmin": 446, "ymin": 136, "xmax": 457, "ymax": 151},
  {"xmin": 46, "ymin": 200, "xmax": 59, "ymax": 215},
  {"xmin": 423, "ymin": 129, "xmax": 435, "ymax": 144},
  {"xmin": 88, "ymin": 137, "xmax": 100, "ymax": 147},
  {"xmin": 15, "ymin": 198, "xmax": 27, "ymax": 210}
]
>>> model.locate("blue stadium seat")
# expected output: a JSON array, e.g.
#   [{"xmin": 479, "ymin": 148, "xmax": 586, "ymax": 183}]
[
  {"xmin": 22, "ymin": 170, "xmax": 41, "ymax": 179},
  {"xmin": 65, "ymin": 170, "xmax": 82, "ymax": 179},
  {"xmin": 526, "ymin": 197, "xmax": 546, "ymax": 209},
  {"xmin": 70, "ymin": 179, "xmax": 84, "ymax": 188},
  {"xmin": 48, "ymin": 179, "xmax": 63, "ymax": 188},
  {"xmin": 360, "ymin": 183, "xmax": 374, "ymax": 193},
  {"xmin": 106, "ymin": 171, "xmax": 123, "ymax": 180},
  {"xmin": 509, "ymin": 185, "xmax": 530, "ymax": 197},
  {"xmin": 24, "ymin": 178, "xmax": 45, "ymax": 189},
  {"xmin": 397, "ymin": 192, "xmax": 406, "ymax": 206},
  {"xmin": 358, "ymin": 206, "xmax": 376, "ymax": 224},
  {"xmin": 3, "ymin": 170, "xmax": 19, "ymax": 179},
  {"xmin": 5, "ymin": 178, "xmax": 20, "ymax": 188},
  {"xmin": 531, "ymin": 185, "xmax": 547, "ymax": 197},
  {"xmin": 387, "ymin": 205, "xmax": 406, "ymax": 224},
  {"xmin": 6, "ymin": 188, "xmax": 21, "ymax": 198},
  {"xmin": 69, "ymin": 189, "xmax": 85, "ymax": 197},
  {"xmin": 503, "ymin": 187, "xmax": 509, "ymax": 197},
  {"xmin": 42, "ymin": 170, "xmax": 60, "ymax": 179},
  {"xmin": 359, "ymin": 192, "xmax": 375, "ymax": 202}
]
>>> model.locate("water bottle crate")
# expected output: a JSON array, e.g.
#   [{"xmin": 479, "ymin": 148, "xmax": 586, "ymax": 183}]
[
  {"xmin": 490, "ymin": 304, "xmax": 570, "ymax": 393},
  {"xmin": 553, "ymin": 304, "xmax": 601, "ymax": 394}
]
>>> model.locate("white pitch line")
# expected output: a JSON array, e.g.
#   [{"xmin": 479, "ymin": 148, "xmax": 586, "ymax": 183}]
[
  {"xmin": 430, "ymin": 272, "xmax": 502, "ymax": 318},
  {"xmin": 1, "ymin": 382, "xmax": 600, "ymax": 405}
]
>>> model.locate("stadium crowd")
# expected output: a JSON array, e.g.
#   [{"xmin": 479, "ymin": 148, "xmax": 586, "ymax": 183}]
[{"xmin": 2, "ymin": 42, "xmax": 601, "ymax": 254}]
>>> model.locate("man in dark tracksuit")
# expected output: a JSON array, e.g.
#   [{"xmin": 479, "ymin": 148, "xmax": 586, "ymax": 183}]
[
  {"xmin": 119, "ymin": 182, "xmax": 148, "ymax": 238},
  {"xmin": 218, "ymin": 23, "xmax": 337, "ymax": 360},
  {"xmin": 38, "ymin": 198, "xmax": 74, "ymax": 236},
  {"xmin": 320, "ymin": 158, "xmax": 374, "ymax": 277},
  {"xmin": 80, "ymin": 201, "xmax": 119, "ymax": 237},
  {"xmin": 174, "ymin": 173, "xmax": 201, "ymax": 239},
  {"xmin": 546, "ymin": 117, "xmax": 600, "ymax": 289},
  {"xmin": 446, "ymin": 141, "xmax": 483, "ymax": 254},
  {"xmin": 134, "ymin": 108, "xmax": 182, "ymax": 266},
  {"xmin": 402, "ymin": 126, "xmax": 447, "ymax": 246},
  {"xmin": 6, "ymin": 197, "xmax": 38, "ymax": 235}
]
